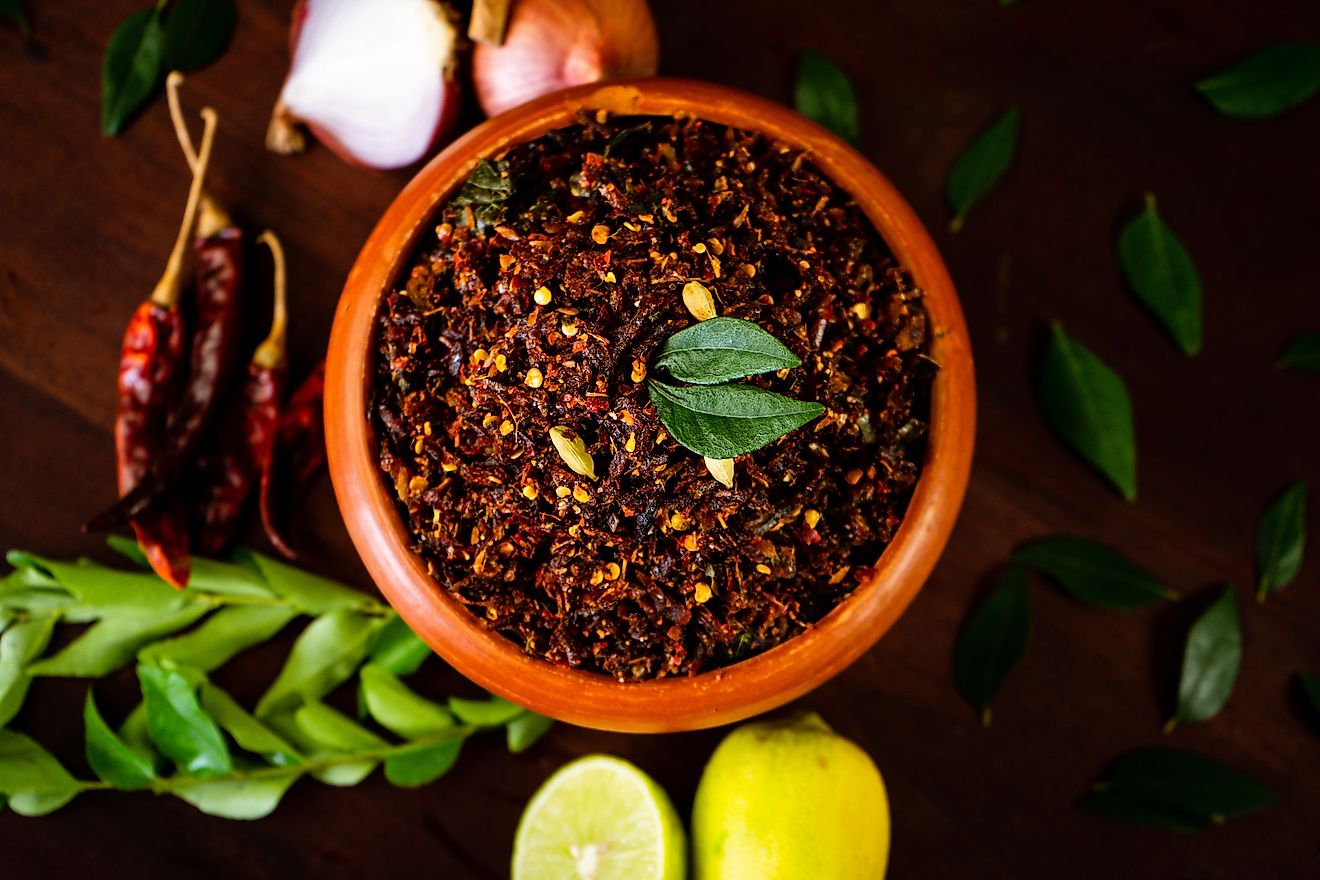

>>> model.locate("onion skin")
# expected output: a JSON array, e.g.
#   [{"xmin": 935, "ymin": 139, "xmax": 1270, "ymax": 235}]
[
  {"xmin": 473, "ymin": 0, "xmax": 659, "ymax": 118},
  {"xmin": 271, "ymin": 0, "xmax": 462, "ymax": 170}
]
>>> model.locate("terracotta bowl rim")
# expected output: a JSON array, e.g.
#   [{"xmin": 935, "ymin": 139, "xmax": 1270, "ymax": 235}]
[{"xmin": 324, "ymin": 77, "xmax": 976, "ymax": 733}]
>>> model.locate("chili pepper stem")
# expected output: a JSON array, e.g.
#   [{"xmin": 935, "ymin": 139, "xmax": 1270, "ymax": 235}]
[
  {"xmin": 149, "ymin": 107, "xmax": 218, "ymax": 308},
  {"xmin": 253, "ymin": 231, "xmax": 289, "ymax": 369},
  {"xmin": 166, "ymin": 72, "xmax": 232, "ymax": 238}
]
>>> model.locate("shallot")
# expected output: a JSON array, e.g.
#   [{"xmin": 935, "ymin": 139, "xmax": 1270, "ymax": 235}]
[{"xmin": 267, "ymin": 0, "xmax": 461, "ymax": 170}]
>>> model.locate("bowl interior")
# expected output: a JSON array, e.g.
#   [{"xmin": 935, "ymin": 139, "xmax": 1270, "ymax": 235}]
[{"xmin": 325, "ymin": 79, "xmax": 975, "ymax": 733}]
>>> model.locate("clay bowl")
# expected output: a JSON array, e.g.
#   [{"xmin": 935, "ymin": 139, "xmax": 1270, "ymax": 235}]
[{"xmin": 325, "ymin": 78, "xmax": 975, "ymax": 733}]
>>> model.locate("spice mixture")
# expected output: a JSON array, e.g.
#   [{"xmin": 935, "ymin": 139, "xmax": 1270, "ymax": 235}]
[{"xmin": 372, "ymin": 113, "xmax": 935, "ymax": 680}]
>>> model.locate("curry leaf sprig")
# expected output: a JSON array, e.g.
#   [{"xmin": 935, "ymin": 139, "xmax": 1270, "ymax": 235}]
[
  {"xmin": 647, "ymin": 317, "xmax": 824, "ymax": 462},
  {"xmin": 794, "ymin": 50, "xmax": 860, "ymax": 146},
  {"xmin": 0, "ymin": 540, "xmax": 552, "ymax": 818}
]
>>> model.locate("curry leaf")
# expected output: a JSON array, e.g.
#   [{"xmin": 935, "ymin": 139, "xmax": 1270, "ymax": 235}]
[
  {"xmin": 173, "ymin": 771, "xmax": 299, "ymax": 820},
  {"xmin": 290, "ymin": 701, "xmax": 384, "ymax": 786},
  {"xmin": 28, "ymin": 605, "xmax": 210, "ymax": 677},
  {"xmin": 506, "ymin": 711, "xmax": 555, "ymax": 754},
  {"xmin": 953, "ymin": 567, "xmax": 1030, "ymax": 725},
  {"xmin": 367, "ymin": 614, "xmax": 431, "ymax": 676},
  {"xmin": 138, "ymin": 605, "xmax": 297, "ymax": 672},
  {"xmin": 1196, "ymin": 43, "xmax": 1320, "ymax": 118},
  {"xmin": 101, "ymin": 7, "xmax": 165, "ymax": 136},
  {"xmin": 648, "ymin": 381, "xmax": 824, "ymax": 459},
  {"xmin": 110, "ymin": 535, "xmax": 273, "ymax": 598},
  {"xmin": 198, "ymin": 683, "xmax": 301, "ymax": 767},
  {"xmin": 1080, "ymin": 747, "xmax": 1275, "ymax": 831},
  {"xmin": 25, "ymin": 555, "xmax": 192, "ymax": 615},
  {"xmin": 139, "ymin": 664, "xmax": 233, "ymax": 777},
  {"xmin": 1012, "ymin": 536, "xmax": 1175, "ymax": 609},
  {"xmin": 1256, "ymin": 481, "xmax": 1307, "ymax": 601},
  {"xmin": 385, "ymin": 738, "xmax": 463, "ymax": 788},
  {"xmin": 655, "ymin": 317, "xmax": 802, "ymax": 385},
  {"xmin": 1116, "ymin": 194, "xmax": 1202, "ymax": 356},
  {"xmin": 946, "ymin": 106, "xmax": 1020, "ymax": 232},
  {"xmin": 161, "ymin": 0, "xmax": 236, "ymax": 72},
  {"xmin": 1036, "ymin": 324, "xmax": 1137, "ymax": 500},
  {"xmin": 1171, "ymin": 586, "xmax": 1241, "ymax": 728},
  {"xmin": 1278, "ymin": 333, "xmax": 1320, "ymax": 373},
  {"xmin": 1, "ymin": 0, "xmax": 30, "ymax": 38},
  {"xmin": 452, "ymin": 158, "xmax": 513, "ymax": 230},
  {"xmin": 0, "ymin": 617, "xmax": 56, "ymax": 727},
  {"xmin": 360, "ymin": 664, "xmax": 453, "ymax": 739},
  {"xmin": 255, "ymin": 610, "xmax": 382, "ymax": 717},
  {"xmin": 238, "ymin": 550, "xmax": 378, "ymax": 614},
  {"xmin": 794, "ymin": 50, "xmax": 859, "ymax": 145},
  {"xmin": 84, "ymin": 692, "xmax": 156, "ymax": 790},
  {"xmin": 448, "ymin": 695, "xmax": 526, "ymax": 727},
  {"xmin": 0, "ymin": 730, "xmax": 81, "ymax": 816}
]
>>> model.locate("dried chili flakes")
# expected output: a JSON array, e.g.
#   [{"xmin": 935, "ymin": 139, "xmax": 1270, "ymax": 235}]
[{"xmin": 371, "ymin": 114, "xmax": 935, "ymax": 681}]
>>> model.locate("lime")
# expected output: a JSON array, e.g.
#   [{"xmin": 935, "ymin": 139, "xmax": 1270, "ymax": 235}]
[
  {"xmin": 692, "ymin": 712, "xmax": 890, "ymax": 879},
  {"xmin": 512, "ymin": 754, "xmax": 687, "ymax": 880}
]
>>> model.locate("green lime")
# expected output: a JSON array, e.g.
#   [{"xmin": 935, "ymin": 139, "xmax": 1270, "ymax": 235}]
[
  {"xmin": 512, "ymin": 754, "xmax": 687, "ymax": 880},
  {"xmin": 693, "ymin": 712, "xmax": 890, "ymax": 879}
]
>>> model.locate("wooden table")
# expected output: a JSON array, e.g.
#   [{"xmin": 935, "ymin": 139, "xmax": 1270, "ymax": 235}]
[{"xmin": 2, "ymin": 1, "xmax": 1318, "ymax": 876}]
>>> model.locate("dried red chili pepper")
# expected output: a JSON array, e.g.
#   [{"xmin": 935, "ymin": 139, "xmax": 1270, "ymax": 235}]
[
  {"xmin": 86, "ymin": 84, "xmax": 244, "ymax": 532},
  {"xmin": 192, "ymin": 231, "xmax": 289, "ymax": 555},
  {"xmin": 101, "ymin": 107, "xmax": 219, "ymax": 587},
  {"xmin": 261, "ymin": 360, "xmax": 327, "ymax": 559}
]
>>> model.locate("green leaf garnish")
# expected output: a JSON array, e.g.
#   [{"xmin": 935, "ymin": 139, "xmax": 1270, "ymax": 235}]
[
  {"xmin": 648, "ymin": 381, "xmax": 825, "ymax": 460},
  {"xmin": 1256, "ymin": 480, "xmax": 1307, "ymax": 601},
  {"xmin": 27, "ymin": 605, "xmax": 210, "ymax": 677},
  {"xmin": 0, "ymin": 618, "xmax": 55, "ymax": 727},
  {"xmin": 139, "ymin": 664, "xmax": 234, "ymax": 777},
  {"xmin": 448, "ymin": 695, "xmax": 525, "ymax": 727},
  {"xmin": 1012, "ymin": 536, "xmax": 1175, "ymax": 609},
  {"xmin": 1036, "ymin": 323, "xmax": 1137, "ymax": 501},
  {"xmin": 1170, "ymin": 585, "xmax": 1241, "ymax": 729},
  {"xmin": 1278, "ymin": 333, "xmax": 1320, "ymax": 372},
  {"xmin": 84, "ymin": 692, "xmax": 157, "ymax": 790},
  {"xmin": 1116, "ymin": 194, "xmax": 1202, "ymax": 356},
  {"xmin": 367, "ymin": 614, "xmax": 433, "ymax": 676},
  {"xmin": 952, "ymin": 567, "xmax": 1031, "ymax": 725},
  {"xmin": 506, "ymin": 711, "xmax": 555, "ymax": 754},
  {"xmin": 655, "ymin": 317, "xmax": 802, "ymax": 385},
  {"xmin": 0, "ymin": 730, "xmax": 80, "ymax": 816},
  {"xmin": 946, "ymin": 106, "xmax": 1020, "ymax": 232},
  {"xmin": 161, "ymin": 0, "xmax": 236, "ymax": 73},
  {"xmin": 452, "ymin": 158, "xmax": 514, "ymax": 230},
  {"xmin": 1196, "ymin": 43, "xmax": 1320, "ymax": 118},
  {"xmin": 360, "ymin": 664, "xmax": 454, "ymax": 739},
  {"xmin": 794, "ymin": 49, "xmax": 860, "ymax": 145},
  {"xmin": 1080, "ymin": 747, "xmax": 1276, "ymax": 831},
  {"xmin": 101, "ymin": 7, "xmax": 166, "ymax": 136},
  {"xmin": 254, "ymin": 609, "xmax": 383, "ymax": 717}
]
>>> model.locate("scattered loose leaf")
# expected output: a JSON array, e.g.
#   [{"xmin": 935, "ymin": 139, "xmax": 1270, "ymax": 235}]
[
  {"xmin": 139, "ymin": 664, "xmax": 233, "ymax": 777},
  {"xmin": 366, "ymin": 615, "xmax": 431, "ymax": 677},
  {"xmin": 1171, "ymin": 585, "xmax": 1241, "ymax": 728},
  {"xmin": 648, "ymin": 381, "xmax": 824, "ymax": 459},
  {"xmin": 1196, "ymin": 43, "xmax": 1320, "ymax": 118},
  {"xmin": 506, "ymin": 711, "xmax": 554, "ymax": 754},
  {"xmin": 654, "ymin": 317, "xmax": 802, "ymax": 385},
  {"xmin": 28, "ymin": 605, "xmax": 210, "ymax": 677},
  {"xmin": 1036, "ymin": 324, "xmax": 1137, "ymax": 500},
  {"xmin": 1256, "ymin": 481, "xmax": 1307, "ymax": 601},
  {"xmin": 0, "ymin": 617, "xmax": 56, "ymax": 727},
  {"xmin": 1080, "ymin": 747, "xmax": 1276, "ymax": 831},
  {"xmin": 255, "ymin": 610, "xmax": 382, "ymax": 717},
  {"xmin": 1278, "ymin": 333, "xmax": 1320, "ymax": 373},
  {"xmin": 448, "ymin": 695, "xmax": 525, "ymax": 727},
  {"xmin": 138, "ymin": 604, "xmax": 297, "ymax": 672},
  {"xmin": 84, "ymin": 692, "xmax": 156, "ymax": 790},
  {"xmin": 953, "ymin": 567, "xmax": 1031, "ymax": 725},
  {"xmin": 1013, "ymin": 536, "xmax": 1175, "ymax": 609},
  {"xmin": 360, "ymin": 664, "xmax": 453, "ymax": 739},
  {"xmin": 101, "ymin": 7, "xmax": 166, "ymax": 136},
  {"xmin": 1116, "ymin": 194, "xmax": 1202, "ymax": 355},
  {"xmin": 794, "ymin": 49, "xmax": 860, "ymax": 145},
  {"xmin": 161, "ymin": 0, "xmax": 236, "ymax": 72},
  {"xmin": 946, "ymin": 106, "xmax": 1020, "ymax": 232}
]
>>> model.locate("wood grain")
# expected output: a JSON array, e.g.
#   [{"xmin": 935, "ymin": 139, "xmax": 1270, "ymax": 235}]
[{"xmin": 1, "ymin": 1, "xmax": 1318, "ymax": 876}]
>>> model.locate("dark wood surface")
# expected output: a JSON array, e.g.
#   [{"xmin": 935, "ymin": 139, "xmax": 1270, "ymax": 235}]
[{"xmin": 3, "ymin": 1, "xmax": 1319, "ymax": 876}]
